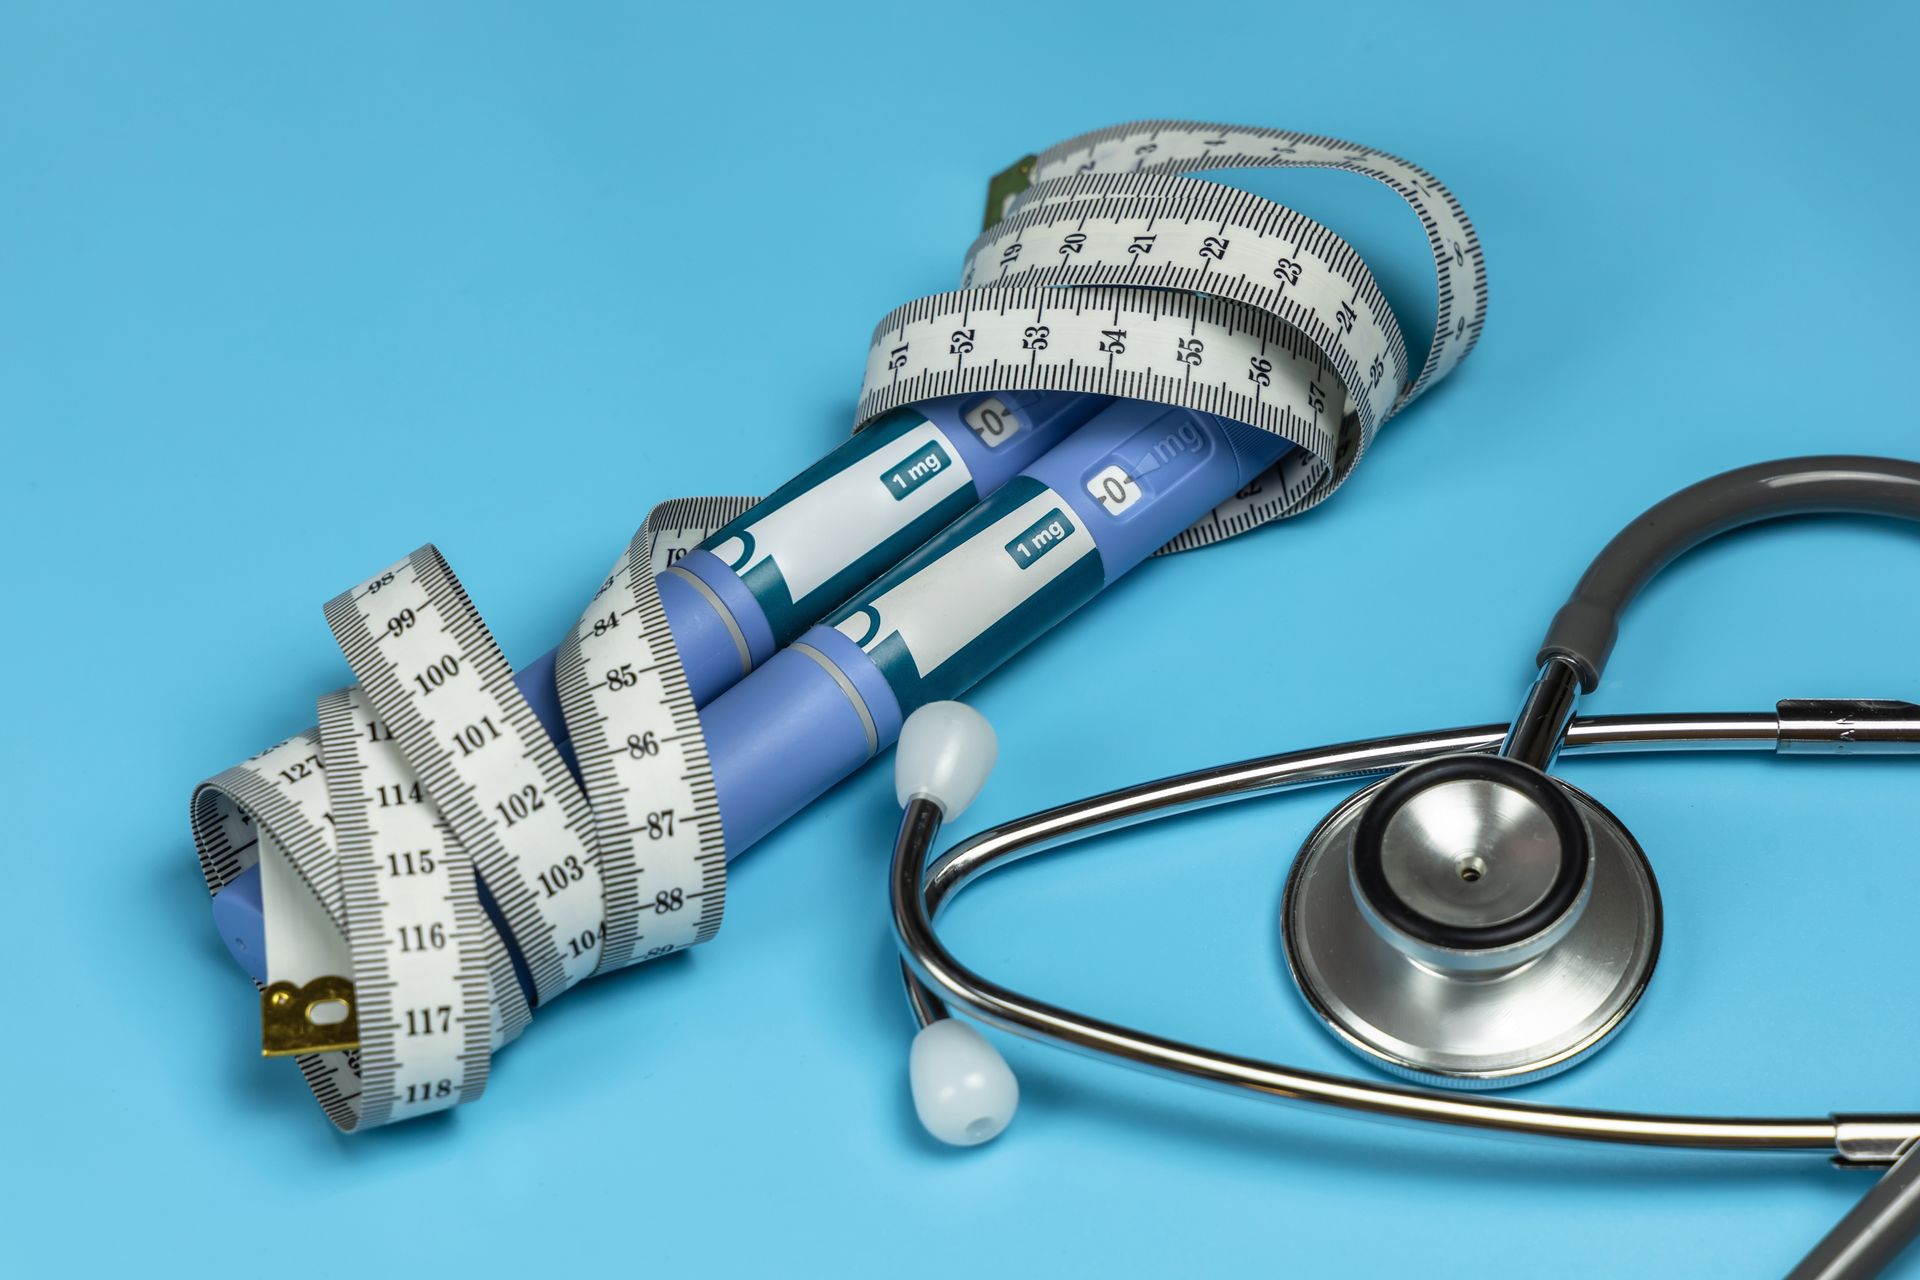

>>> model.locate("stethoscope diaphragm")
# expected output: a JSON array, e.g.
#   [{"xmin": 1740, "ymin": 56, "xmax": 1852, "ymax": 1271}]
[{"xmin": 1282, "ymin": 761, "xmax": 1661, "ymax": 1088}]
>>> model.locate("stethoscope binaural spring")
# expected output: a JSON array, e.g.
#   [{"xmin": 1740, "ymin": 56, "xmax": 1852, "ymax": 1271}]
[{"xmin": 886, "ymin": 456, "xmax": 1920, "ymax": 1280}]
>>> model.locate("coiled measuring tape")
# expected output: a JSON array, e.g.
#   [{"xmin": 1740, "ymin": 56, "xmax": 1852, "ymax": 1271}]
[
  {"xmin": 188, "ymin": 119, "xmax": 1485, "ymax": 1130},
  {"xmin": 862, "ymin": 120, "xmax": 1485, "ymax": 546}
]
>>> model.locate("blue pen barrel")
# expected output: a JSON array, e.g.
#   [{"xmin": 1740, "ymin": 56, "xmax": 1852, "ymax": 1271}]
[
  {"xmin": 703, "ymin": 400, "xmax": 1292, "ymax": 851},
  {"xmin": 657, "ymin": 390, "xmax": 1108, "ymax": 705}
]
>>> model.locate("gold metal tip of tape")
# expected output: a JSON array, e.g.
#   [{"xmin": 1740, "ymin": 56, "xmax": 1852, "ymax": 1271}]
[
  {"xmin": 982, "ymin": 154, "xmax": 1038, "ymax": 231},
  {"xmin": 261, "ymin": 976, "xmax": 361, "ymax": 1056}
]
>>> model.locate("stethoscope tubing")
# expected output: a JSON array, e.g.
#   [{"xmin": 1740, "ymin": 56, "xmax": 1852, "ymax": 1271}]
[{"xmin": 891, "ymin": 707, "xmax": 1919, "ymax": 1160}]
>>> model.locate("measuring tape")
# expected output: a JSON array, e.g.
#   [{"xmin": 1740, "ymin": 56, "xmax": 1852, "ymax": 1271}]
[
  {"xmin": 861, "ymin": 121, "xmax": 1485, "ymax": 550},
  {"xmin": 188, "ymin": 120, "xmax": 1485, "ymax": 1129}
]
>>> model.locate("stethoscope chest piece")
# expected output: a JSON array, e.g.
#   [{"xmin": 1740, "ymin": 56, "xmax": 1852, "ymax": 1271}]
[{"xmin": 1282, "ymin": 754, "xmax": 1662, "ymax": 1088}]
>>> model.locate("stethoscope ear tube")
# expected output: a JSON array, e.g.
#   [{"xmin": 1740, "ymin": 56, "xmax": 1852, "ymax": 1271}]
[
  {"xmin": 1789, "ymin": 1140, "xmax": 1920, "ymax": 1279},
  {"xmin": 1540, "ymin": 456, "xmax": 1920, "ymax": 690}
]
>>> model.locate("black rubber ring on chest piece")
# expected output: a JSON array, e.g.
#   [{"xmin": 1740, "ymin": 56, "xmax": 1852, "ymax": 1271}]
[{"xmin": 1351, "ymin": 754, "xmax": 1591, "ymax": 952}]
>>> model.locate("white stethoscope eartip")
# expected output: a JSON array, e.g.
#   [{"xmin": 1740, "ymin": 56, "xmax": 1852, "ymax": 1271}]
[
  {"xmin": 908, "ymin": 1018, "xmax": 1018, "ymax": 1147},
  {"xmin": 895, "ymin": 701, "xmax": 997, "ymax": 819}
]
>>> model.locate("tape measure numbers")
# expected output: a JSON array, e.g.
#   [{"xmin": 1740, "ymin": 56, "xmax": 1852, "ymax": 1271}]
[
  {"xmin": 553, "ymin": 499, "xmax": 746, "ymax": 971},
  {"xmin": 316, "ymin": 683, "xmax": 496, "ymax": 1124}
]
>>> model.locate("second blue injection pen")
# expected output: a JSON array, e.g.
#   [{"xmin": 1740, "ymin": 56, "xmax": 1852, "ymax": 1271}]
[{"xmin": 701, "ymin": 398, "xmax": 1293, "ymax": 850}]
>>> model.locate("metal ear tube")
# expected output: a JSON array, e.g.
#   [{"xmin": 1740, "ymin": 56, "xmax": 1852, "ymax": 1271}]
[{"xmin": 890, "ymin": 456, "xmax": 1920, "ymax": 1278}]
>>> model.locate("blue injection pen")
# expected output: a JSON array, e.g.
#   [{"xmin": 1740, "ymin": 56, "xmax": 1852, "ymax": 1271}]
[
  {"xmin": 212, "ymin": 399, "xmax": 1271, "ymax": 979},
  {"xmin": 700, "ymin": 398, "xmax": 1293, "ymax": 850}
]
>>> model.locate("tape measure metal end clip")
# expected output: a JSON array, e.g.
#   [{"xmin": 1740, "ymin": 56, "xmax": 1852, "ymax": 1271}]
[
  {"xmin": 260, "ymin": 976, "xmax": 360, "ymax": 1057},
  {"xmin": 982, "ymin": 154, "xmax": 1037, "ymax": 231}
]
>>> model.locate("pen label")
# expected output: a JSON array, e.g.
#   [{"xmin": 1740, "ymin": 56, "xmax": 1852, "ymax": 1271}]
[
  {"xmin": 879, "ymin": 440, "xmax": 953, "ymax": 501},
  {"xmin": 1004, "ymin": 508, "xmax": 1076, "ymax": 568}
]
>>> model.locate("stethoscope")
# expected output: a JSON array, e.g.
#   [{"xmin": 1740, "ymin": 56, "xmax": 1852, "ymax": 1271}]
[{"xmin": 885, "ymin": 456, "xmax": 1920, "ymax": 1280}]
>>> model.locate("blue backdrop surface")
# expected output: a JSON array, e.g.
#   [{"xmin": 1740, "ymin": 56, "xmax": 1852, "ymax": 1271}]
[{"xmin": 4, "ymin": 2, "xmax": 1919, "ymax": 1275}]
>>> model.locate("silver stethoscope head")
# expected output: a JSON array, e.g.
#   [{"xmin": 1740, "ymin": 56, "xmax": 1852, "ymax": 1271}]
[
  {"xmin": 1283, "ymin": 752, "xmax": 1660, "ymax": 1088},
  {"xmin": 887, "ymin": 456, "xmax": 1920, "ymax": 1278},
  {"xmin": 1287, "ymin": 653, "xmax": 1661, "ymax": 1087}
]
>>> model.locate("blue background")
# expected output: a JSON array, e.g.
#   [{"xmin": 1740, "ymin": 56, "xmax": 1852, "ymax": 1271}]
[{"xmin": 4, "ymin": 2, "xmax": 1918, "ymax": 1275}]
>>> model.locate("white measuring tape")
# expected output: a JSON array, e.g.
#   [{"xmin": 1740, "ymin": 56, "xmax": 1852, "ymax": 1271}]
[
  {"xmin": 861, "ymin": 120, "xmax": 1485, "ymax": 549},
  {"xmin": 188, "ymin": 120, "xmax": 1485, "ymax": 1129}
]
